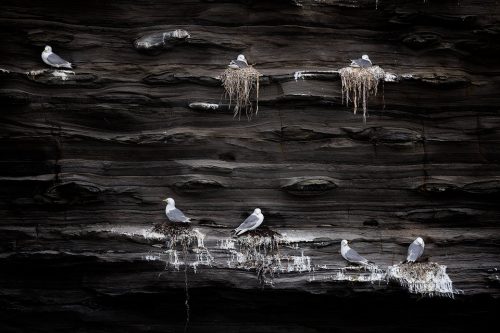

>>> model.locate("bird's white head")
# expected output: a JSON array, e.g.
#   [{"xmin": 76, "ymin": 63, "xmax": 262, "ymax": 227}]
[
  {"xmin": 163, "ymin": 197, "xmax": 175, "ymax": 206},
  {"xmin": 416, "ymin": 237, "xmax": 424, "ymax": 246},
  {"xmin": 237, "ymin": 54, "xmax": 246, "ymax": 62},
  {"xmin": 361, "ymin": 54, "xmax": 370, "ymax": 61},
  {"xmin": 254, "ymin": 208, "xmax": 261, "ymax": 215},
  {"xmin": 44, "ymin": 45, "xmax": 52, "ymax": 52},
  {"xmin": 341, "ymin": 239, "xmax": 348, "ymax": 247}
]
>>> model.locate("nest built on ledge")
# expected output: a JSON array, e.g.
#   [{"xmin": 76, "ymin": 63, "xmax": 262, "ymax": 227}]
[
  {"xmin": 220, "ymin": 66, "xmax": 261, "ymax": 119},
  {"xmin": 153, "ymin": 223, "xmax": 199, "ymax": 250},
  {"xmin": 387, "ymin": 262, "xmax": 458, "ymax": 298},
  {"xmin": 338, "ymin": 65, "xmax": 385, "ymax": 121}
]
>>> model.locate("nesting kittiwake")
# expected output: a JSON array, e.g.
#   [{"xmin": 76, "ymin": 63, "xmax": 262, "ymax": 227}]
[
  {"xmin": 406, "ymin": 237, "xmax": 425, "ymax": 263},
  {"xmin": 163, "ymin": 198, "xmax": 191, "ymax": 223},
  {"xmin": 41, "ymin": 45, "xmax": 73, "ymax": 69},
  {"xmin": 234, "ymin": 208, "xmax": 264, "ymax": 236},
  {"xmin": 228, "ymin": 54, "xmax": 249, "ymax": 69},
  {"xmin": 340, "ymin": 239, "xmax": 371, "ymax": 265},
  {"xmin": 350, "ymin": 54, "xmax": 372, "ymax": 68}
]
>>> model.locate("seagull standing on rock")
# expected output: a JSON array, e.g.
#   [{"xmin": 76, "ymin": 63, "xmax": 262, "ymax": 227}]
[
  {"xmin": 350, "ymin": 54, "xmax": 372, "ymax": 68},
  {"xmin": 41, "ymin": 45, "xmax": 73, "ymax": 69},
  {"xmin": 234, "ymin": 208, "xmax": 264, "ymax": 236},
  {"xmin": 406, "ymin": 237, "xmax": 425, "ymax": 263},
  {"xmin": 340, "ymin": 239, "xmax": 371, "ymax": 265},
  {"xmin": 228, "ymin": 54, "xmax": 249, "ymax": 69},
  {"xmin": 163, "ymin": 198, "xmax": 191, "ymax": 223}
]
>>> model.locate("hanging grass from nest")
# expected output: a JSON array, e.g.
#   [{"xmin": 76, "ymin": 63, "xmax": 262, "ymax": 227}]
[
  {"xmin": 153, "ymin": 223, "xmax": 198, "ymax": 250},
  {"xmin": 387, "ymin": 262, "xmax": 459, "ymax": 298},
  {"xmin": 220, "ymin": 66, "xmax": 261, "ymax": 119},
  {"xmin": 338, "ymin": 65, "xmax": 385, "ymax": 121}
]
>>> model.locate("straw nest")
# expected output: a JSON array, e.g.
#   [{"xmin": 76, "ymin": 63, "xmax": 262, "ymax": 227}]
[
  {"xmin": 338, "ymin": 65, "xmax": 385, "ymax": 121},
  {"xmin": 220, "ymin": 66, "xmax": 261, "ymax": 119},
  {"xmin": 153, "ymin": 223, "xmax": 198, "ymax": 249},
  {"xmin": 387, "ymin": 262, "xmax": 457, "ymax": 298}
]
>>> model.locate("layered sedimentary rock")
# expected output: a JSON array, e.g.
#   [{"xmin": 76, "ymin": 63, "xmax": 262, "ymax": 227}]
[{"xmin": 1, "ymin": 0, "xmax": 499, "ymax": 331}]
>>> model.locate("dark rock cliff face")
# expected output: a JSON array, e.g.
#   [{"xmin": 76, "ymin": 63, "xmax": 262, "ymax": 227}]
[{"xmin": 1, "ymin": 0, "xmax": 499, "ymax": 331}]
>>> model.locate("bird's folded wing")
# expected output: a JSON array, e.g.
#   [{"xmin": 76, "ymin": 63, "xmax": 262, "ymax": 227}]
[
  {"xmin": 48, "ymin": 53, "xmax": 70, "ymax": 65},
  {"xmin": 345, "ymin": 248, "xmax": 368, "ymax": 263},
  {"xmin": 407, "ymin": 243, "xmax": 424, "ymax": 261},
  {"xmin": 236, "ymin": 214, "xmax": 260, "ymax": 230},
  {"xmin": 167, "ymin": 208, "xmax": 188, "ymax": 222}
]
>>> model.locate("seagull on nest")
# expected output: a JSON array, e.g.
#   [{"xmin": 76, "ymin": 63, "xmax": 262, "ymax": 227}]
[
  {"xmin": 228, "ymin": 54, "xmax": 249, "ymax": 69},
  {"xmin": 41, "ymin": 45, "xmax": 73, "ymax": 69},
  {"xmin": 340, "ymin": 239, "xmax": 371, "ymax": 265},
  {"xmin": 350, "ymin": 54, "xmax": 372, "ymax": 68},
  {"xmin": 234, "ymin": 208, "xmax": 264, "ymax": 236},
  {"xmin": 163, "ymin": 198, "xmax": 191, "ymax": 223},
  {"xmin": 406, "ymin": 237, "xmax": 425, "ymax": 263}
]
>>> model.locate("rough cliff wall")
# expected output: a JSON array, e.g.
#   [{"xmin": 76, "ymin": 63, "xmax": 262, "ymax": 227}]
[{"xmin": 1, "ymin": 0, "xmax": 499, "ymax": 331}]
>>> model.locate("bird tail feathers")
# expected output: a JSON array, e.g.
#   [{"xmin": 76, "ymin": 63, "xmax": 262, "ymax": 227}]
[{"xmin": 232, "ymin": 228, "xmax": 246, "ymax": 237}]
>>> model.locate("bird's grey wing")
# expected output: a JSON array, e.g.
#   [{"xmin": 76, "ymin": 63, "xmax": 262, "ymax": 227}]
[
  {"xmin": 235, "ymin": 214, "xmax": 260, "ymax": 230},
  {"xmin": 407, "ymin": 242, "xmax": 424, "ymax": 262},
  {"xmin": 228, "ymin": 60, "xmax": 239, "ymax": 69},
  {"xmin": 345, "ymin": 248, "xmax": 368, "ymax": 263},
  {"xmin": 47, "ymin": 53, "xmax": 70, "ymax": 65},
  {"xmin": 359, "ymin": 59, "xmax": 372, "ymax": 68},
  {"xmin": 167, "ymin": 208, "xmax": 189, "ymax": 222},
  {"xmin": 235, "ymin": 60, "xmax": 248, "ymax": 68}
]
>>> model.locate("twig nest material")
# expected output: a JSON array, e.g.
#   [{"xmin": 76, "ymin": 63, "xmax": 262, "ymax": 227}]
[
  {"xmin": 235, "ymin": 229, "xmax": 282, "ymax": 250},
  {"xmin": 153, "ymin": 222, "xmax": 198, "ymax": 249},
  {"xmin": 219, "ymin": 66, "xmax": 261, "ymax": 119},
  {"xmin": 338, "ymin": 65, "xmax": 385, "ymax": 121},
  {"xmin": 387, "ymin": 262, "xmax": 457, "ymax": 298}
]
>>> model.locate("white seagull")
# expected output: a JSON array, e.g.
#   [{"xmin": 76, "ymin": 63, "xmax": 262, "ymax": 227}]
[
  {"xmin": 350, "ymin": 54, "xmax": 372, "ymax": 68},
  {"xmin": 340, "ymin": 239, "xmax": 370, "ymax": 265},
  {"xmin": 234, "ymin": 208, "xmax": 264, "ymax": 236},
  {"xmin": 406, "ymin": 237, "xmax": 425, "ymax": 263},
  {"xmin": 163, "ymin": 198, "xmax": 191, "ymax": 223},
  {"xmin": 228, "ymin": 54, "xmax": 249, "ymax": 69},
  {"xmin": 41, "ymin": 45, "xmax": 73, "ymax": 69}
]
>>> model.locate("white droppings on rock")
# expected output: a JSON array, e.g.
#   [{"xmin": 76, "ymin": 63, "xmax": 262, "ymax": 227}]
[
  {"xmin": 143, "ymin": 254, "xmax": 162, "ymax": 261},
  {"xmin": 294, "ymin": 71, "xmax": 305, "ymax": 81},
  {"xmin": 107, "ymin": 226, "xmax": 166, "ymax": 240},
  {"xmin": 166, "ymin": 249, "xmax": 182, "ymax": 270},
  {"xmin": 26, "ymin": 69, "xmax": 49, "ymax": 77},
  {"xmin": 217, "ymin": 238, "xmax": 236, "ymax": 249},
  {"xmin": 188, "ymin": 102, "xmax": 219, "ymax": 110},
  {"xmin": 52, "ymin": 70, "xmax": 75, "ymax": 81},
  {"xmin": 384, "ymin": 72, "xmax": 398, "ymax": 82},
  {"xmin": 286, "ymin": 251, "xmax": 312, "ymax": 272},
  {"xmin": 325, "ymin": 265, "xmax": 386, "ymax": 283},
  {"xmin": 293, "ymin": 70, "xmax": 339, "ymax": 81}
]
